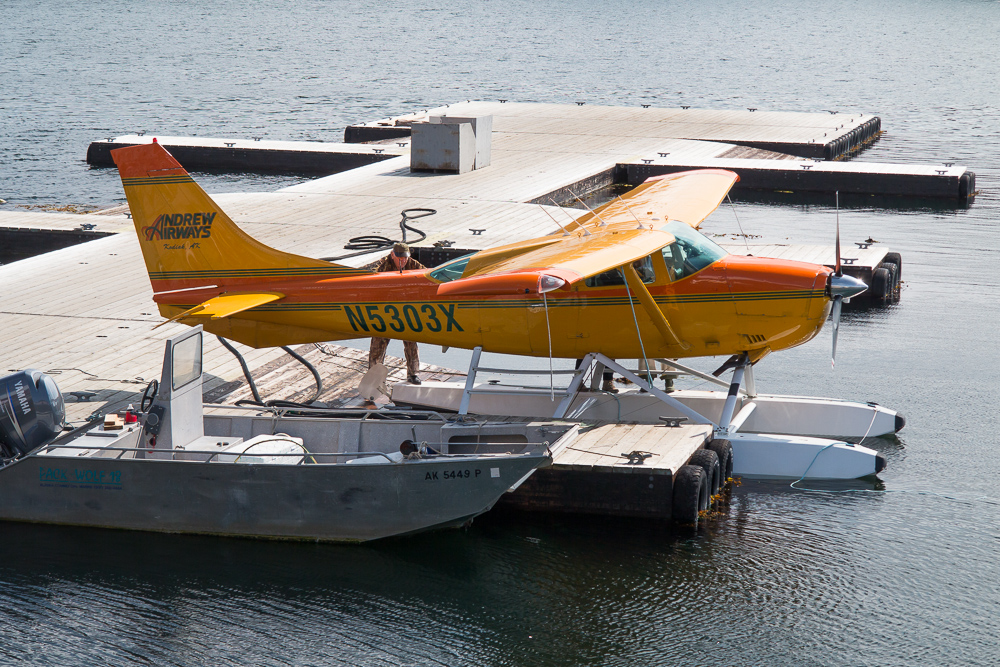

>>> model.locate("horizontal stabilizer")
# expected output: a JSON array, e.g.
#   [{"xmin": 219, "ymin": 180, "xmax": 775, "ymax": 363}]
[{"xmin": 154, "ymin": 292, "xmax": 284, "ymax": 328}]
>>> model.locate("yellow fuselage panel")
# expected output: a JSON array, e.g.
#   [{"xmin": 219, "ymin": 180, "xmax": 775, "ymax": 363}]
[{"xmin": 158, "ymin": 256, "xmax": 832, "ymax": 357}]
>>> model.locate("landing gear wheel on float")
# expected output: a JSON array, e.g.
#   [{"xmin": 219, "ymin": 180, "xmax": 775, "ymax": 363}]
[
  {"xmin": 706, "ymin": 438, "xmax": 734, "ymax": 483},
  {"xmin": 689, "ymin": 448, "xmax": 721, "ymax": 496},
  {"xmin": 672, "ymin": 464, "xmax": 709, "ymax": 525}
]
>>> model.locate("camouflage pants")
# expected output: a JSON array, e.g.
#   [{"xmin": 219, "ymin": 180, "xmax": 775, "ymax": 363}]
[{"xmin": 369, "ymin": 337, "xmax": 420, "ymax": 377}]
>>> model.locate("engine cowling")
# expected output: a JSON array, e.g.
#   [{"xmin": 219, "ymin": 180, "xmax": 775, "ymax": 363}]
[{"xmin": 0, "ymin": 370, "xmax": 66, "ymax": 458}]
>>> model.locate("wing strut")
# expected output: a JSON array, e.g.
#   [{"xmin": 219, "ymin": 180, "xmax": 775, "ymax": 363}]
[{"xmin": 622, "ymin": 265, "xmax": 690, "ymax": 351}]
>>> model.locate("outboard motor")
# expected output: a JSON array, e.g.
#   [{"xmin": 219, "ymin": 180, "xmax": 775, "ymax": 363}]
[{"xmin": 0, "ymin": 370, "xmax": 66, "ymax": 458}]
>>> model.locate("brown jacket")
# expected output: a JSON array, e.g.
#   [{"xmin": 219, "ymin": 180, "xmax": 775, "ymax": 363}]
[{"xmin": 365, "ymin": 254, "xmax": 425, "ymax": 273}]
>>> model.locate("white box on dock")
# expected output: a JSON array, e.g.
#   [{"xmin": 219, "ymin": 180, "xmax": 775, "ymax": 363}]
[{"xmin": 411, "ymin": 114, "xmax": 492, "ymax": 173}]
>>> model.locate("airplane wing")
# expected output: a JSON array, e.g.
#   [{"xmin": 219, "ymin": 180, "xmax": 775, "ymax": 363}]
[
  {"xmin": 568, "ymin": 168, "xmax": 739, "ymax": 230},
  {"xmin": 436, "ymin": 169, "xmax": 737, "ymax": 297},
  {"xmin": 154, "ymin": 292, "xmax": 285, "ymax": 328},
  {"xmin": 436, "ymin": 227, "xmax": 674, "ymax": 296}
]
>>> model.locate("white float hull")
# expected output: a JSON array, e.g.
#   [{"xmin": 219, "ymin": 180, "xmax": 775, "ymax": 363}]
[
  {"xmin": 392, "ymin": 382, "xmax": 897, "ymax": 479},
  {"xmin": 727, "ymin": 432, "xmax": 882, "ymax": 479}
]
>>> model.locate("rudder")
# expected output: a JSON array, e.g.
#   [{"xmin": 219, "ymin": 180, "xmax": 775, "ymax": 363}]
[{"xmin": 112, "ymin": 143, "xmax": 366, "ymax": 295}]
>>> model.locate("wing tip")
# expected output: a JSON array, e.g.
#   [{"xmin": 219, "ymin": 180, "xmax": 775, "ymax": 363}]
[{"xmin": 643, "ymin": 168, "xmax": 740, "ymax": 184}]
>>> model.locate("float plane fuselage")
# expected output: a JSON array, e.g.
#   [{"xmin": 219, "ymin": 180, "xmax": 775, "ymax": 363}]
[{"xmin": 112, "ymin": 143, "xmax": 865, "ymax": 362}]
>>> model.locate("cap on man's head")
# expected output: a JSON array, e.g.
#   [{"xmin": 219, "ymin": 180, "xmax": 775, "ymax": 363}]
[{"xmin": 392, "ymin": 242, "xmax": 410, "ymax": 257}]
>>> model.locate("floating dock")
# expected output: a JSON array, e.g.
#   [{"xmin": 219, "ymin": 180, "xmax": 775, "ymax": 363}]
[
  {"xmin": 86, "ymin": 102, "xmax": 974, "ymax": 202},
  {"xmin": 87, "ymin": 135, "xmax": 405, "ymax": 174},
  {"xmin": 628, "ymin": 158, "xmax": 975, "ymax": 200},
  {"xmin": 345, "ymin": 103, "xmax": 883, "ymax": 160},
  {"xmin": 500, "ymin": 421, "xmax": 715, "ymax": 519}
]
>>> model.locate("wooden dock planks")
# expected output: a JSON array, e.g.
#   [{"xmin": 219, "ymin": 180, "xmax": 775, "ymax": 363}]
[
  {"xmin": 553, "ymin": 422, "xmax": 712, "ymax": 476},
  {"xmin": 501, "ymin": 421, "xmax": 713, "ymax": 519},
  {"xmin": 349, "ymin": 101, "xmax": 876, "ymax": 156}
]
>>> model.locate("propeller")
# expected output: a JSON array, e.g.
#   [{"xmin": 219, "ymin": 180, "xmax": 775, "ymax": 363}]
[
  {"xmin": 828, "ymin": 191, "xmax": 866, "ymax": 367},
  {"xmin": 832, "ymin": 191, "xmax": 842, "ymax": 368},
  {"xmin": 830, "ymin": 292, "xmax": 843, "ymax": 367}
]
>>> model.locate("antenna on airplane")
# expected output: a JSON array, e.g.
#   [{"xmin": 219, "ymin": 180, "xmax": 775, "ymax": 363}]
[
  {"xmin": 568, "ymin": 189, "xmax": 609, "ymax": 227},
  {"xmin": 538, "ymin": 205, "xmax": 571, "ymax": 236},
  {"xmin": 726, "ymin": 194, "xmax": 752, "ymax": 253},
  {"xmin": 549, "ymin": 198, "xmax": 590, "ymax": 236},
  {"xmin": 616, "ymin": 195, "xmax": 646, "ymax": 229}
]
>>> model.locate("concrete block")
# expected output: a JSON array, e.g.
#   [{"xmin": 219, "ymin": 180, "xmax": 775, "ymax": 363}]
[
  {"xmin": 430, "ymin": 115, "xmax": 492, "ymax": 169},
  {"xmin": 411, "ymin": 114, "xmax": 492, "ymax": 173},
  {"xmin": 411, "ymin": 122, "xmax": 477, "ymax": 173}
]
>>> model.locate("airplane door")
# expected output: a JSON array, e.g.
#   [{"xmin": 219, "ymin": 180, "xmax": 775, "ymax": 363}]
[{"xmin": 526, "ymin": 294, "xmax": 581, "ymax": 357}]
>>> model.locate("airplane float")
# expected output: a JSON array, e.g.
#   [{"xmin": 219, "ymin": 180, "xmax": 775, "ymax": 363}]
[{"xmin": 112, "ymin": 142, "xmax": 902, "ymax": 480}]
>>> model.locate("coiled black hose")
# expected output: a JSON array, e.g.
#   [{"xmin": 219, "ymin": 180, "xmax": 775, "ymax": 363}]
[
  {"xmin": 321, "ymin": 208, "xmax": 435, "ymax": 261},
  {"xmin": 217, "ymin": 335, "xmax": 263, "ymax": 404}
]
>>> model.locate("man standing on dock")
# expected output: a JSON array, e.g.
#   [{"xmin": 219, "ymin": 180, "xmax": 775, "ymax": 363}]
[{"xmin": 366, "ymin": 243, "xmax": 425, "ymax": 384}]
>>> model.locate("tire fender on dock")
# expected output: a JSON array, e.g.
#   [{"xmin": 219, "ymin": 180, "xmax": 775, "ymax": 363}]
[
  {"xmin": 689, "ymin": 449, "xmax": 721, "ymax": 496},
  {"xmin": 882, "ymin": 252, "xmax": 902, "ymax": 280},
  {"xmin": 706, "ymin": 438, "xmax": 734, "ymax": 483},
  {"xmin": 672, "ymin": 464, "xmax": 709, "ymax": 525},
  {"xmin": 870, "ymin": 267, "xmax": 893, "ymax": 304},
  {"xmin": 877, "ymin": 261, "xmax": 900, "ymax": 302}
]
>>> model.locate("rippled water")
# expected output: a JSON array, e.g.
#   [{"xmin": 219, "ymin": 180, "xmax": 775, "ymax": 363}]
[{"xmin": 3, "ymin": 0, "xmax": 1000, "ymax": 664}]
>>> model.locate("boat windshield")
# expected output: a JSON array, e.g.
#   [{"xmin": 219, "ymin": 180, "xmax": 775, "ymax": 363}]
[
  {"xmin": 429, "ymin": 254, "xmax": 474, "ymax": 283},
  {"xmin": 660, "ymin": 220, "xmax": 728, "ymax": 281}
]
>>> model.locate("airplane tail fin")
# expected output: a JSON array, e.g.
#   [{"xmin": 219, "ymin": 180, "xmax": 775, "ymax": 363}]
[{"xmin": 111, "ymin": 142, "xmax": 367, "ymax": 296}]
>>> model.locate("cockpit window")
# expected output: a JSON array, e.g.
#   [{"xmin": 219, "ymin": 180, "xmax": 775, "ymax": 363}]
[
  {"xmin": 428, "ymin": 254, "xmax": 474, "ymax": 283},
  {"xmin": 660, "ymin": 220, "xmax": 728, "ymax": 281},
  {"xmin": 584, "ymin": 256, "xmax": 656, "ymax": 288}
]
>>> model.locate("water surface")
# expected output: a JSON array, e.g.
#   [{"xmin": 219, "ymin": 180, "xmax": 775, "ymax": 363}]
[{"xmin": 2, "ymin": 1, "xmax": 1000, "ymax": 664}]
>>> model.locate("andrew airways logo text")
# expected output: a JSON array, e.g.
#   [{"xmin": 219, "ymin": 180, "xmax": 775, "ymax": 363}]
[{"xmin": 143, "ymin": 212, "xmax": 216, "ymax": 241}]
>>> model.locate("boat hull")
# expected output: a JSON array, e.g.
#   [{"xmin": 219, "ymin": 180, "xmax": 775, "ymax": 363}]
[{"xmin": 1, "ymin": 453, "xmax": 547, "ymax": 542}]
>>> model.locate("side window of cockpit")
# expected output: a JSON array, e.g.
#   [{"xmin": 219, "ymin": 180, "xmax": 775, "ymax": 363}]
[
  {"xmin": 633, "ymin": 255, "xmax": 656, "ymax": 283},
  {"xmin": 584, "ymin": 256, "xmax": 656, "ymax": 288},
  {"xmin": 662, "ymin": 243, "xmax": 687, "ymax": 282}
]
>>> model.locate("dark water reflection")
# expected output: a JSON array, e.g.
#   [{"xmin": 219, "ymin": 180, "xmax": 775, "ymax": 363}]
[
  {"xmin": 5, "ymin": 484, "xmax": 999, "ymax": 666},
  {"xmin": 3, "ymin": 0, "xmax": 1000, "ymax": 664}
]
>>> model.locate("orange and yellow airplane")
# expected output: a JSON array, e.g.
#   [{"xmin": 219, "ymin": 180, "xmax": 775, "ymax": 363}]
[{"xmin": 112, "ymin": 142, "xmax": 865, "ymax": 363}]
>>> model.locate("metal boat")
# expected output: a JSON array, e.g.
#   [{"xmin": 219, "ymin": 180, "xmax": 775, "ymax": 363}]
[{"xmin": 0, "ymin": 327, "xmax": 562, "ymax": 541}]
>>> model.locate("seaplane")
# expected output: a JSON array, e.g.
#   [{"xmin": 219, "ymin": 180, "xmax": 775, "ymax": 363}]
[{"xmin": 111, "ymin": 142, "xmax": 904, "ymax": 480}]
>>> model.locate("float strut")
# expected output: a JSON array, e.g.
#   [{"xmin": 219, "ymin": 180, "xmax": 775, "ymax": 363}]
[
  {"xmin": 716, "ymin": 353, "xmax": 750, "ymax": 433},
  {"xmin": 458, "ymin": 346, "xmax": 482, "ymax": 415}
]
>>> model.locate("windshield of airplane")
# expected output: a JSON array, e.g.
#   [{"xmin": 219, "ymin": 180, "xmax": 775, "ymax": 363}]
[
  {"xmin": 429, "ymin": 254, "xmax": 474, "ymax": 282},
  {"xmin": 660, "ymin": 220, "xmax": 728, "ymax": 281}
]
